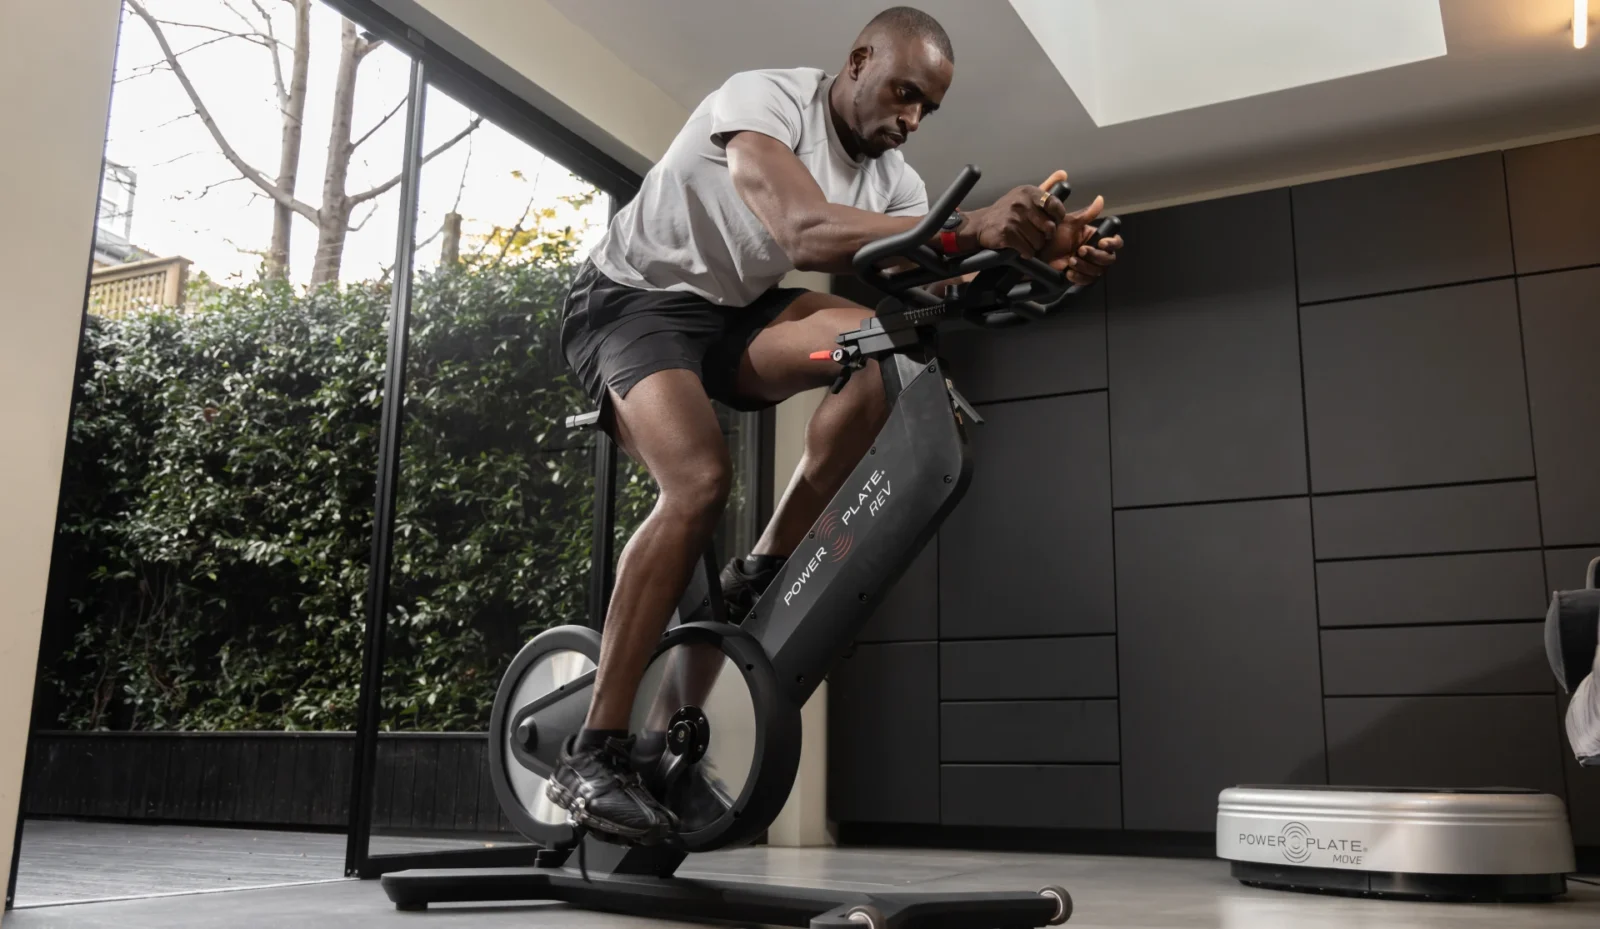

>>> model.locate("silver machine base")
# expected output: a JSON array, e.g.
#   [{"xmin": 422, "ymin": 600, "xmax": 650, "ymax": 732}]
[{"xmin": 1216, "ymin": 785, "xmax": 1576, "ymax": 901}]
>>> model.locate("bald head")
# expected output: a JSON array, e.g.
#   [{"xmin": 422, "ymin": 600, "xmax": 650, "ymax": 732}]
[
  {"xmin": 832, "ymin": 7, "xmax": 954, "ymax": 159},
  {"xmin": 858, "ymin": 6, "xmax": 954, "ymax": 64}
]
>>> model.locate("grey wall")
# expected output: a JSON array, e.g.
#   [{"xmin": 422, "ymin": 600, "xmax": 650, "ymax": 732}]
[{"xmin": 829, "ymin": 134, "xmax": 1600, "ymax": 845}]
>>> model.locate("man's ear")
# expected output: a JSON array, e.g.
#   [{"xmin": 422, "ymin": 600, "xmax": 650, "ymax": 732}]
[{"xmin": 848, "ymin": 45, "xmax": 870, "ymax": 80}]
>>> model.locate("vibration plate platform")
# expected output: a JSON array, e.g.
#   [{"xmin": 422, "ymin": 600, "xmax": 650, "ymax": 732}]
[{"xmin": 1217, "ymin": 785, "xmax": 1575, "ymax": 901}]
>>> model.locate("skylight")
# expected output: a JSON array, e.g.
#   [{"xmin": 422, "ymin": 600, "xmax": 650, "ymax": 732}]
[{"xmin": 1009, "ymin": 0, "xmax": 1448, "ymax": 126}]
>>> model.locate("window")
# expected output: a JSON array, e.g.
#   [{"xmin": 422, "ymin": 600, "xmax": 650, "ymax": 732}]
[{"xmin": 20, "ymin": 0, "xmax": 765, "ymax": 900}]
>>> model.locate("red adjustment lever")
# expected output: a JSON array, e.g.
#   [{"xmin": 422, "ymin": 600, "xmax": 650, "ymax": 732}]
[{"xmin": 809, "ymin": 350, "xmax": 835, "ymax": 361}]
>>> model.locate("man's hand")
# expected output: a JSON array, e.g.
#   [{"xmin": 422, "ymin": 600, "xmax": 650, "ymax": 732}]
[
  {"xmin": 1033, "ymin": 170, "xmax": 1124, "ymax": 286},
  {"xmin": 958, "ymin": 185, "xmax": 1068, "ymax": 258}
]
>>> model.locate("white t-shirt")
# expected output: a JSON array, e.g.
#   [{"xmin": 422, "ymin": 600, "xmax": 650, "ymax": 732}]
[
  {"xmin": 590, "ymin": 68, "xmax": 929, "ymax": 306},
  {"xmin": 1569, "ymin": 651, "xmax": 1600, "ymax": 764}
]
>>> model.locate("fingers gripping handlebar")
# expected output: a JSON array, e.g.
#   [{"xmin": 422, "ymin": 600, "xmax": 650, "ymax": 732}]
[{"xmin": 850, "ymin": 165, "xmax": 1120, "ymax": 328}]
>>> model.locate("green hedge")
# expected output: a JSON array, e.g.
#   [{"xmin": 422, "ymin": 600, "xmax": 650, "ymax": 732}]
[{"xmin": 45, "ymin": 257, "xmax": 657, "ymax": 732}]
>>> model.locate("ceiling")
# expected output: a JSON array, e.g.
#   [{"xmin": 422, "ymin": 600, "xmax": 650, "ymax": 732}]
[{"xmin": 546, "ymin": 0, "xmax": 1600, "ymax": 211}]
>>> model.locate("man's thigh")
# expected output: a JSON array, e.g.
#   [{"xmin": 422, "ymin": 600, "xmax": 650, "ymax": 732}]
[
  {"xmin": 607, "ymin": 368, "xmax": 727, "ymax": 482},
  {"xmin": 733, "ymin": 291, "xmax": 874, "ymax": 406}
]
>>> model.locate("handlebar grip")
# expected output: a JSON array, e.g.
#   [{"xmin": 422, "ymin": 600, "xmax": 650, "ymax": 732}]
[
  {"xmin": 1048, "ymin": 181, "xmax": 1071, "ymax": 202},
  {"xmin": 852, "ymin": 164, "xmax": 981, "ymax": 276}
]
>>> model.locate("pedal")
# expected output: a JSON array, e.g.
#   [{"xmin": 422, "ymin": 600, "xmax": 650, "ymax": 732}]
[{"xmin": 534, "ymin": 847, "xmax": 572, "ymax": 869}]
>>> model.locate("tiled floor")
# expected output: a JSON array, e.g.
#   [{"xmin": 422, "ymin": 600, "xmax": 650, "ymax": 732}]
[
  {"xmin": 11, "ymin": 819, "xmax": 487, "ymax": 907},
  {"xmin": 9, "ymin": 821, "xmax": 1599, "ymax": 928}
]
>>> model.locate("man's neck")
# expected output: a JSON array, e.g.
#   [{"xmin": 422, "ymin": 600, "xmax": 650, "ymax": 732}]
[{"xmin": 827, "ymin": 76, "xmax": 863, "ymax": 161}]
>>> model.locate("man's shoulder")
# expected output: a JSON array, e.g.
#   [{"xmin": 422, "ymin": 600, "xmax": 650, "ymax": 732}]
[{"xmin": 714, "ymin": 67, "xmax": 828, "ymax": 103}]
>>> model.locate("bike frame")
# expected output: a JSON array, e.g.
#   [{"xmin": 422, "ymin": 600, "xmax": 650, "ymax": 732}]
[{"xmin": 741, "ymin": 345, "xmax": 974, "ymax": 706}]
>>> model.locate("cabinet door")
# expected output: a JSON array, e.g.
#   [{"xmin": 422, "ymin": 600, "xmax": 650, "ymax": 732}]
[
  {"xmin": 828, "ymin": 642, "xmax": 938, "ymax": 824},
  {"xmin": 1117, "ymin": 498, "xmax": 1325, "ymax": 831}
]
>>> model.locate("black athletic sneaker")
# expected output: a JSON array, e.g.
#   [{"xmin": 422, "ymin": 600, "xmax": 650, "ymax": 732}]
[
  {"xmin": 545, "ymin": 734, "xmax": 677, "ymax": 844},
  {"xmin": 719, "ymin": 555, "xmax": 786, "ymax": 624}
]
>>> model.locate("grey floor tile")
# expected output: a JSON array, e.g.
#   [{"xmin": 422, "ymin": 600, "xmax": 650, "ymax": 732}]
[
  {"xmin": 8, "ymin": 822, "xmax": 1598, "ymax": 928},
  {"xmin": 12, "ymin": 819, "xmax": 488, "ymax": 907}
]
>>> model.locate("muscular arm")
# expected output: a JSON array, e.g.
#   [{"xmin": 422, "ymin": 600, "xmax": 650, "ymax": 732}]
[{"xmin": 725, "ymin": 131, "xmax": 978, "ymax": 274}]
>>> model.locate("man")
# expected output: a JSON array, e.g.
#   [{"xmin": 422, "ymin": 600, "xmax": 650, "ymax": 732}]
[{"xmin": 547, "ymin": 7, "xmax": 1124, "ymax": 842}]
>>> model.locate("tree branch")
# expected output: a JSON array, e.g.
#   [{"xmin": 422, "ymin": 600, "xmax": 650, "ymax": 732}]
[
  {"xmin": 127, "ymin": 1, "xmax": 319, "ymax": 226},
  {"xmin": 470, "ymin": 155, "xmax": 544, "ymax": 264},
  {"xmin": 349, "ymin": 96, "xmax": 405, "ymax": 153},
  {"xmin": 115, "ymin": 32, "xmax": 259, "ymax": 84},
  {"xmin": 355, "ymin": 35, "xmax": 386, "ymax": 61},
  {"xmin": 408, "ymin": 142, "xmax": 472, "ymax": 258},
  {"xmin": 149, "ymin": 111, "xmax": 199, "ymax": 133},
  {"xmin": 346, "ymin": 202, "xmax": 381, "ymax": 233},
  {"xmin": 145, "ymin": 150, "xmax": 202, "ymax": 169},
  {"xmin": 177, "ymin": 176, "xmax": 250, "ymax": 201},
  {"xmin": 114, "ymin": 61, "xmax": 171, "ymax": 85},
  {"xmin": 347, "ymin": 116, "xmax": 483, "ymax": 206},
  {"xmin": 451, "ymin": 133, "xmax": 473, "ymax": 211},
  {"xmin": 251, "ymin": 0, "xmax": 289, "ymax": 110},
  {"xmin": 172, "ymin": 32, "xmax": 250, "ymax": 59},
  {"xmin": 220, "ymin": 0, "xmax": 263, "ymax": 40},
  {"xmin": 413, "ymin": 223, "xmax": 444, "ymax": 253},
  {"xmin": 493, "ymin": 195, "xmax": 540, "ymax": 266},
  {"xmin": 249, "ymin": 0, "xmax": 277, "ymax": 26},
  {"xmin": 152, "ymin": 18, "xmax": 279, "ymax": 49}
]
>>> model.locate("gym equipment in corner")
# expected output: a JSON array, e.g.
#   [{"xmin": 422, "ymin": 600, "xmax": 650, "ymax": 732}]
[{"xmin": 1217, "ymin": 784, "xmax": 1575, "ymax": 901}]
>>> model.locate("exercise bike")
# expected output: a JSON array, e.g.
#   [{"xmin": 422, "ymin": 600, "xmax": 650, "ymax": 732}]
[{"xmin": 381, "ymin": 165, "xmax": 1120, "ymax": 929}]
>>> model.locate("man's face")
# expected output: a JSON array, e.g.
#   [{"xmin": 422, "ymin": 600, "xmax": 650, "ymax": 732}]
[{"xmin": 849, "ymin": 36, "xmax": 952, "ymax": 158}]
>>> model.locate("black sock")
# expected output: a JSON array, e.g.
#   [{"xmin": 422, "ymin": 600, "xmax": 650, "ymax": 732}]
[
  {"xmin": 575, "ymin": 727, "xmax": 628, "ymax": 752},
  {"xmin": 636, "ymin": 730, "xmax": 668, "ymax": 760},
  {"xmin": 742, "ymin": 553, "xmax": 786, "ymax": 577}
]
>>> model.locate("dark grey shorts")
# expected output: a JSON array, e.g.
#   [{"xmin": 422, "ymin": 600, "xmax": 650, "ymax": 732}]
[{"xmin": 558, "ymin": 260, "xmax": 808, "ymax": 412}]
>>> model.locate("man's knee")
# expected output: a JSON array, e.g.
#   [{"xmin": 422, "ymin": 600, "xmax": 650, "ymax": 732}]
[
  {"xmin": 823, "ymin": 357, "xmax": 888, "ymax": 423},
  {"xmin": 658, "ymin": 450, "xmax": 732, "ymax": 529}
]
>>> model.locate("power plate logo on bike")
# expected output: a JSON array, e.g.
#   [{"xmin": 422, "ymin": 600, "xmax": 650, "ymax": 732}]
[{"xmin": 782, "ymin": 469, "xmax": 891, "ymax": 606}]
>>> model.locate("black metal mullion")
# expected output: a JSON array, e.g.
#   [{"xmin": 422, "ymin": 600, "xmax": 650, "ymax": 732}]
[
  {"xmin": 586, "ymin": 195, "xmax": 625, "ymax": 630},
  {"xmin": 345, "ymin": 57, "xmax": 429, "ymax": 879},
  {"xmin": 5, "ymin": 738, "xmax": 26, "ymax": 908},
  {"xmin": 587, "ymin": 436, "xmax": 620, "ymax": 631}
]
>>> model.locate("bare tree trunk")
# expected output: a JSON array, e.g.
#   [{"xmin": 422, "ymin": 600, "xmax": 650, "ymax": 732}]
[
  {"xmin": 311, "ymin": 19, "xmax": 362, "ymax": 287},
  {"xmin": 266, "ymin": 0, "xmax": 311, "ymax": 281},
  {"xmin": 441, "ymin": 212, "xmax": 462, "ymax": 265},
  {"xmin": 127, "ymin": 0, "xmax": 322, "ymax": 245}
]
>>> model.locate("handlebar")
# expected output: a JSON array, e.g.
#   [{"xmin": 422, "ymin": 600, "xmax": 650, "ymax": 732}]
[
  {"xmin": 851, "ymin": 164, "xmax": 983, "ymax": 277},
  {"xmin": 850, "ymin": 164, "xmax": 1120, "ymax": 329}
]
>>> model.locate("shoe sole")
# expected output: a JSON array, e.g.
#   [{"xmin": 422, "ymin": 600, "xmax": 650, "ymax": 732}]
[{"xmin": 545, "ymin": 779, "xmax": 675, "ymax": 845}]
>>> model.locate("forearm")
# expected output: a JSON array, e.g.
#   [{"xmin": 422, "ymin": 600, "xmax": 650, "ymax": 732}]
[
  {"xmin": 784, "ymin": 202, "xmax": 987, "ymax": 275},
  {"xmin": 726, "ymin": 132, "xmax": 975, "ymax": 275},
  {"xmin": 783, "ymin": 203, "xmax": 923, "ymax": 274}
]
